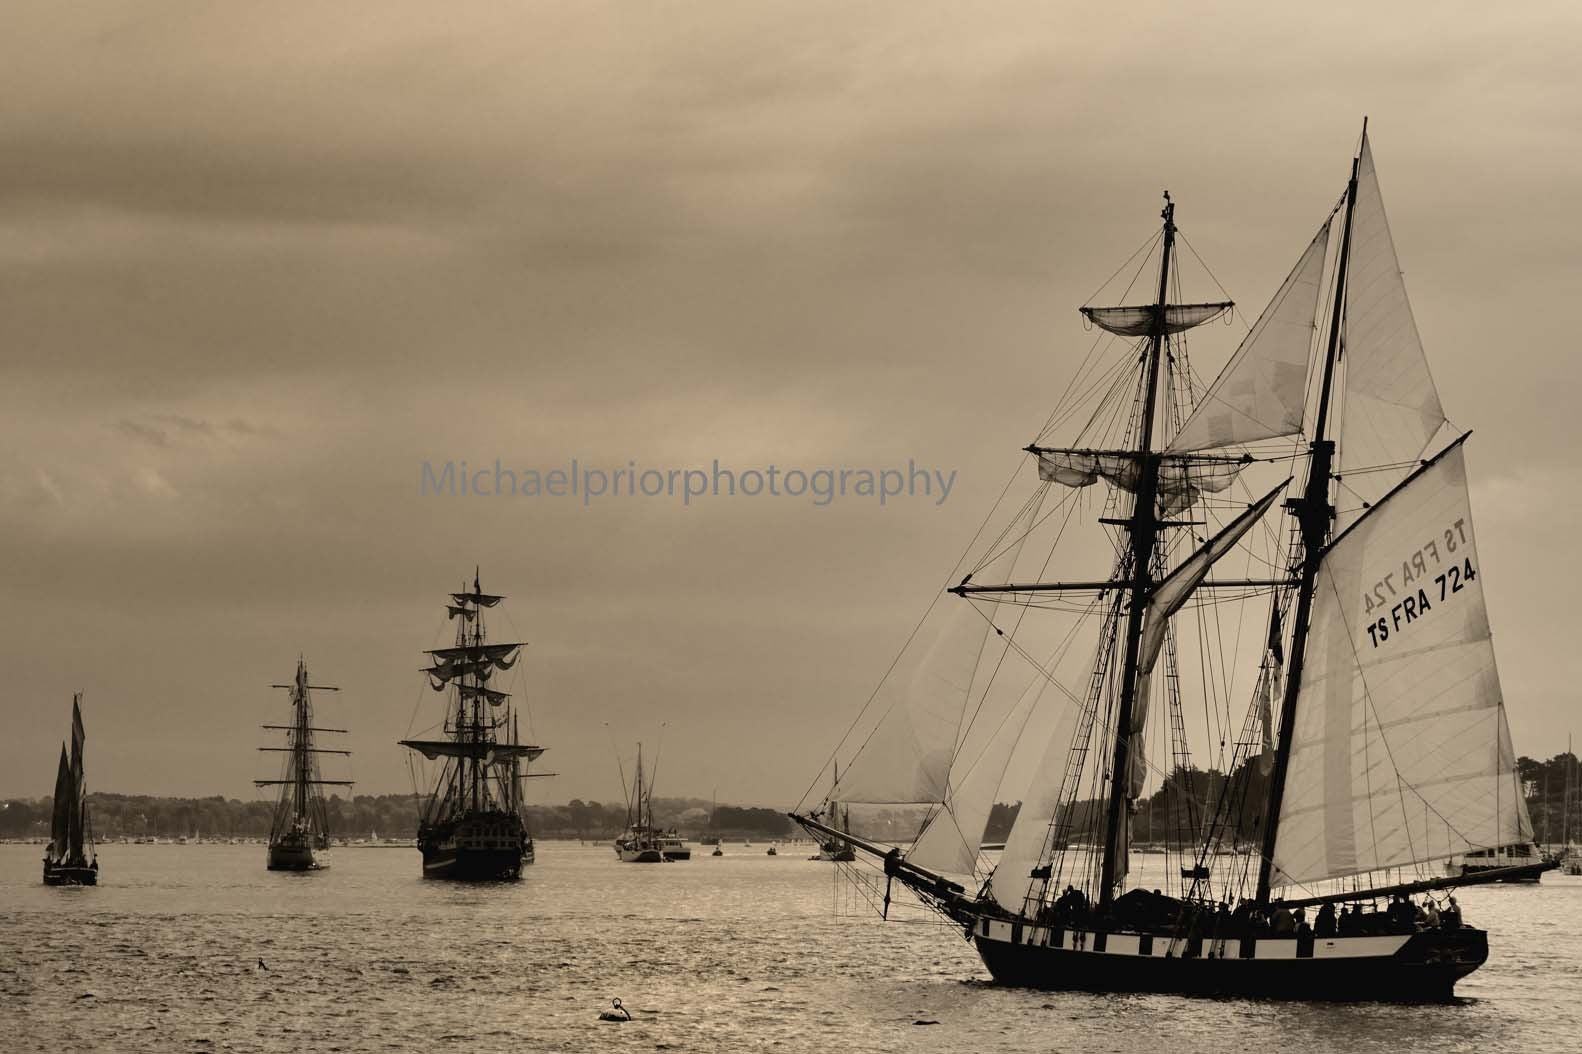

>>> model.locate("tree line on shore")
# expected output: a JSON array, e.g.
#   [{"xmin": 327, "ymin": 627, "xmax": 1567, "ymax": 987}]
[{"xmin": 0, "ymin": 793, "xmax": 794, "ymax": 841}]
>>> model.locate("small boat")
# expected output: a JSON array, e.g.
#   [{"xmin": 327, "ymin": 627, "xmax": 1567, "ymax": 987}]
[
  {"xmin": 614, "ymin": 742, "xmax": 666, "ymax": 863},
  {"xmin": 1453, "ymin": 843, "xmax": 1547, "ymax": 883},
  {"xmin": 42, "ymin": 695, "xmax": 97, "ymax": 886},
  {"xmin": 659, "ymin": 829, "xmax": 691, "ymax": 861},
  {"xmin": 256, "ymin": 658, "xmax": 352, "ymax": 871},
  {"xmin": 766, "ymin": 845, "xmax": 778, "ymax": 856},
  {"xmin": 811, "ymin": 769, "xmax": 858, "ymax": 862},
  {"xmin": 711, "ymin": 845, "xmax": 724, "ymax": 857},
  {"xmin": 400, "ymin": 572, "xmax": 543, "ymax": 880}
]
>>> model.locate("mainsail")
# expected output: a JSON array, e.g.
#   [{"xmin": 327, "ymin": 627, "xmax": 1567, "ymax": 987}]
[
  {"xmin": 1271, "ymin": 437, "xmax": 1526, "ymax": 888},
  {"xmin": 48, "ymin": 745, "xmax": 71, "ymax": 861},
  {"xmin": 1335, "ymin": 134, "xmax": 1447, "ymax": 528}
]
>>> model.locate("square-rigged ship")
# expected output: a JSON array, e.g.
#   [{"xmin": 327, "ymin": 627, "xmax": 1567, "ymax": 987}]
[
  {"xmin": 43, "ymin": 695, "xmax": 97, "ymax": 886},
  {"xmin": 794, "ymin": 124, "xmax": 1552, "ymax": 1001},
  {"xmin": 255, "ymin": 658, "xmax": 352, "ymax": 871},
  {"xmin": 401, "ymin": 573, "xmax": 543, "ymax": 880}
]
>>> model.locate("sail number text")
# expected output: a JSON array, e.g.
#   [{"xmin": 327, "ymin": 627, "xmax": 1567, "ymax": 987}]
[{"xmin": 1360, "ymin": 518, "xmax": 1476, "ymax": 649}]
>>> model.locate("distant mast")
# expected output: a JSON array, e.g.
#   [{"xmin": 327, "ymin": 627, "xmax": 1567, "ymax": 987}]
[
  {"xmin": 256, "ymin": 658, "xmax": 351, "ymax": 871},
  {"xmin": 43, "ymin": 695, "xmax": 96, "ymax": 886}
]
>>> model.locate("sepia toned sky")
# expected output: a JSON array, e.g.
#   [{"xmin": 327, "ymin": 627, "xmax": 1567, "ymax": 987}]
[{"xmin": 3, "ymin": 1, "xmax": 1579, "ymax": 807}]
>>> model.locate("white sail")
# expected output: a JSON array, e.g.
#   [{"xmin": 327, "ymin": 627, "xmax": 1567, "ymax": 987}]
[
  {"xmin": 1168, "ymin": 220, "xmax": 1332, "ymax": 452},
  {"xmin": 1271, "ymin": 438, "xmax": 1528, "ymax": 888},
  {"xmin": 1128, "ymin": 482, "xmax": 1286, "ymax": 797},
  {"xmin": 830, "ymin": 599, "xmax": 994, "ymax": 805},
  {"xmin": 906, "ymin": 670, "xmax": 1042, "ymax": 875},
  {"xmin": 988, "ymin": 680, "xmax": 1085, "ymax": 912},
  {"xmin": 1336, "ymin": 133, "xmax": 1446, "ymax": 529}
]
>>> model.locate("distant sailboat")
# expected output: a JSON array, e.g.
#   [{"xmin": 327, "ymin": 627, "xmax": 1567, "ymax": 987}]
[
  {"xmin": 794, "ymin": 124, "xmax": 1551, "ymax": 1000},
  {"xmin": 812, "ymin": 765, "xmax": 856, "ymax": 862},
  {"xmin": 42, "ymin": 695, "xmax": 97, "ymax": 886},
  {"xmin": 400, "ymin": 572, "xmax": 542, "ymax": 880},
  {"xmin": 614, "ymin": 743, "xmax": 665, "ymax": 863},
  {"xmin": 255, "ymin": 658, "xmax": 352, "ymax": 871}
]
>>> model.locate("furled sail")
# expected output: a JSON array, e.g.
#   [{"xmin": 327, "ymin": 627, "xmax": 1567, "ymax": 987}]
[
  {"xmin": 1168, "ymin": 220, "xmax": 1332, "ymax": 452},
  {"xmin": 1128, "ymin": 482, "xmax": 1287, "ymax": 798},
  {"xmin": 1335, "ymin": 133, "xmax": 1446, "ymax": 529},
  {"xmin": 1081, "ymin": 301, "xmax": 1232, "ymax": 337},
  {"xmin": 429, "ymin": 643, "xmax": 524, "ymax": 663},
  {"xmin": 451, "ymin": 591, "xmax": 504, "ymax": 608},
  {"xmin": 458, "ymin": 684, "xmax": 511, "ymax": 706},
  {"xmin": 49, "ymin": 745, "xmax": 71, "ymax": 861},
  {"xmin": 1035, "ymin": 448, "xmax": 1250, "ymax": 515},
  {"xmin": 1270, "ymin": 437, "xmax": 1527, "ymax": 888},
  {"xmin": 399, "ymin": 739, "xmax": 544, "ymax": 763}
]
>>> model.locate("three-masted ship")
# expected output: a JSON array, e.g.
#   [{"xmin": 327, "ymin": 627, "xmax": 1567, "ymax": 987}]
[
  {"xmin": 794, "ymin": 124, "xmax": 1551, "ymax": 1001},
  {"xmin": 256, "ymin": 658, "xmax": 352, "ymax": 871},
  {"xmin": 401, "ymin": 573, "xmax": 542, "ymax": 880},
  {"xmin": 43, "ymin": 695, "xmax": 97, "ymax": 886}
]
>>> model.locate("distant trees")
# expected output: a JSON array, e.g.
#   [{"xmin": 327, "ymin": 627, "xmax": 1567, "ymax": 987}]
[{"xmin": 0, "ymin": 792, "xmax": 797, "ymax": 840}]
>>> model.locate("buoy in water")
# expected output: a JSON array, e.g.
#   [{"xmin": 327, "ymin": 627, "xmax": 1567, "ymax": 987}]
[{"xmin": 598, "ymin": 998, "xmax": 632, "ymax": 1022}]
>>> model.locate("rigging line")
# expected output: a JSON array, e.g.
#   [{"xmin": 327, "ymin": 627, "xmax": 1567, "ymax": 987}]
[
  {"xmin": 1042, "ymin": 351, "xmax": 1139, "ymax": 441},
  {"xmin": 794, "ymin": 451, "xmax": 1033, "ymax": 813},
  {"xmin": 1175, "ymin": 231, "xmax": 1242, "ymax": 330},
  {"xmin": 1044, "ymin": 330, "xmax": 1127, "ymax": 436},
  {"xmin": 1083, "ymin": 228, "xmax": 1164, "ymax": 308}
]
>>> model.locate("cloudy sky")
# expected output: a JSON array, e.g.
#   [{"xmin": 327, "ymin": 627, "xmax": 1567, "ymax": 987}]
[{"xmin": 3, "ymin": 2, "xmax": 1579, "ymax": 806}]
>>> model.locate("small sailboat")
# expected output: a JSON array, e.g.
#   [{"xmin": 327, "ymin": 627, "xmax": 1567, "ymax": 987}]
[
  {"xmin": 255, "ymin": 658, "xmax": 352, "ymax": 871},
  {"xmin": 400, "ymin": 572, "xmax": 543, "ymax": 880},
  {"xmin": 794, "ymin": 123, "xmax": 1553, "ymax": 1001},
  {"xmin": 42, "ymin": 695, "xmax": 97, "ymax": 886},
  {"xmin": 614, "ymin": 743, "xmax": 666, "ymax": 862},
  {"xmin": 812, "ymin": 766, "xmax": 857, "ymax": 862}
]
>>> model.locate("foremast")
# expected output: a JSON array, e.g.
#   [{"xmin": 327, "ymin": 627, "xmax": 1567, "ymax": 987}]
[{"xmin": 1097, "ymin": 194, "xmax": 1178, "ymax": 910}]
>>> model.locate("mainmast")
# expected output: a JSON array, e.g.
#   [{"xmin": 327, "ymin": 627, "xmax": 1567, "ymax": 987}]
[
  {"xmin": 1255, "ymin": 122, "xmax": 1364, "ymax": 903},
  {"xmin": 1097, "ymin": 194, "xmax": 1178, "ymax": 909}
]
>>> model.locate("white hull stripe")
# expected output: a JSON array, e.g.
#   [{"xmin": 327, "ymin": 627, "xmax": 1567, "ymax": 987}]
[{"xmin": 977, "ymin": 918, "xmax": 1409, "ymax": 960}]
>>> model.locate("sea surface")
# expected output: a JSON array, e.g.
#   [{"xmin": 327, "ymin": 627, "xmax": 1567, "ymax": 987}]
[{"xmin": 2, "ymin": 842, "xmax": 1579, "ymax": 1053}]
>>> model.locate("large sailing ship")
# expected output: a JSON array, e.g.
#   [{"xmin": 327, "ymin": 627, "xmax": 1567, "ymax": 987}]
[
  {"xmin": 794, "ymin": 124, "xmax": 1551, "ymax": 1001},
  {"xmin": 255, "ymin": 658, "xmax": 352, "ymax": 871},
  {"xmin": 401, "ymin": 573, "xmax": 542, "ymax": 880},
  {"xmin": 43, "ymin": 695, "xmax": 97, "ymax": 886}
]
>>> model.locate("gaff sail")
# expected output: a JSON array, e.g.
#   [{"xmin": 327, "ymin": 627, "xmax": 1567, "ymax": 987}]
[{"xmin": 1271, "ymin": 436, "xmax": 1527, "ymax": 888}]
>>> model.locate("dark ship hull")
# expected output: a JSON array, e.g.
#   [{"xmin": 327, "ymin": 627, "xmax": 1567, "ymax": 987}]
[
  {"xmin": 267, "ymin": 841, "xmax": 326, "ymax": 871},
  {"xmin": 1458, "ymin": 862, "xmax": 1546, "ymax": 883},
  {"xmin": 42, "ymin": 860, "xmax": 97, "ymax": 886},
  {"xmin": 970, "ymin": 919, "xmax": 1487, "ymax": 1002},
  {"xmin": 419, "ymin": 812, "xmax": 530, "ymax": 881}
]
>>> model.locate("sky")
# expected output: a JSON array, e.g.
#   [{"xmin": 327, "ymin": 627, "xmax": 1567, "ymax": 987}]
[{"xmin": 2, "ymin": 1, "xmax": 1580, "ymax": 806}]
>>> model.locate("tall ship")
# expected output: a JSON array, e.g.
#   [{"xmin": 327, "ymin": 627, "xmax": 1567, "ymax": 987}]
[
  {"xmin": 614, "ymin": 743, "xmax": 667, "ymax": 863},
  {"xmin": 43, "ymin": 695, "xmax": 97, "ymax": 886},
  {"xmin": 255, "ymin": 658, "xmax": 352, "ymax": 871},
  {"xmin": 401, "ymin": 573, "xmax": 542, "ymax": 880},
  {"xmin": 794, "ymin": 124, "xmax": 1552, "ymax": 1001}
]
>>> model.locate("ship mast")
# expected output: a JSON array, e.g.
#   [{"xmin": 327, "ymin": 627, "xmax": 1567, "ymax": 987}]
[
  {"xmin": 1097, "ymin": 193, "xmax": 1177, "ymax": 910},
  {"xmin": 1255, "ymin": 121, "xmax": 1364, "ymax": 903}
]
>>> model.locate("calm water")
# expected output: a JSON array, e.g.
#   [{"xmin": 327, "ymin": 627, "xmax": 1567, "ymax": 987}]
[{"xmin": 2, "ymin": 842, "xmax": 1579, "ymax": 1052}]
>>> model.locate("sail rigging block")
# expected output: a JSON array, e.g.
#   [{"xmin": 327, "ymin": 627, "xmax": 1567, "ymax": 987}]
[
  {"xmin": 1080, "ymin": 301, "xmax": 1232, "ymax": 337},
  {"xmin": 1336, "ymin": 133, "xmax": 1447, "ymax": 528},
  {"xmin": 1035, "ymin": 448, "xmax": 1250, "ymax": 515},
  {"xmin": 1169, "ymin": 219, "xmax": 1333, "ymax": 452},
  {"xmin": 1271, "ymin": 439, "xmax": 1527, "ymax": 888}
]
